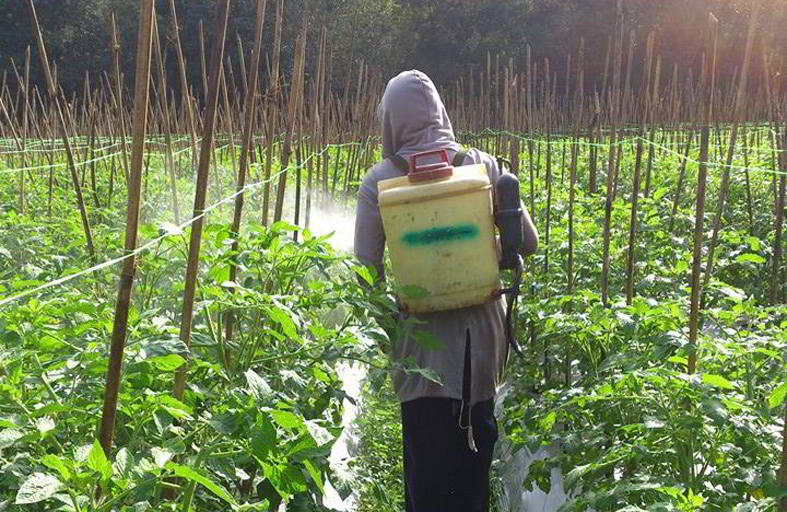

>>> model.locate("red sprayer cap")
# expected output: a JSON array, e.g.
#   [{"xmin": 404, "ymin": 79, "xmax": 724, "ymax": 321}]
[{"xmin": 408, "ymin": 149, "xmax": 453, "ymax": 182}]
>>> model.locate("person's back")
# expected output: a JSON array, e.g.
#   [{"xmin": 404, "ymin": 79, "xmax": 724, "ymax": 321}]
[{"xmin": 354, "ymin": 69, "xmax": 537, "ymax": 512}]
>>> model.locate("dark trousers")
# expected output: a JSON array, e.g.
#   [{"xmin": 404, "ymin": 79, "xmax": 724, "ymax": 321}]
[
  {"xmin": 400, "ymin": 331, "xmax": 498, "ymax": 512},
  {"xmin": 401, "ymin": 397, "xmax": 498, "ymax": 512}
]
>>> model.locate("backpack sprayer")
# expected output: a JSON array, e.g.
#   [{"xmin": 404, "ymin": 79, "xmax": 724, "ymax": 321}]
[{"xmin": 378, "ymin": 149, "xmax": 525, "ymax": 355}]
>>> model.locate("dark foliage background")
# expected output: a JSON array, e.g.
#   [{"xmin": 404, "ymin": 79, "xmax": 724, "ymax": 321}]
[{"xmin": 1, "ymin": 0, "xmax": 785, "ymax": 103}]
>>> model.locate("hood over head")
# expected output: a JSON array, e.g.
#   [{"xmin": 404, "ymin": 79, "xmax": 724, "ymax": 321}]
[{"xmin": 379, "ymin": 70, "xmax": 460, "ymax": 160}]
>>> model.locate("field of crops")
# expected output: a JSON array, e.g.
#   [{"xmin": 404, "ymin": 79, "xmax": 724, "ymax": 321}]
[
  {"xmin": 1, "ymin": 0, "xmax": 785, "ymax": 510},
  {"xmin": 0, "ymin": 122, "xmax": 785, "ymax": 511}
]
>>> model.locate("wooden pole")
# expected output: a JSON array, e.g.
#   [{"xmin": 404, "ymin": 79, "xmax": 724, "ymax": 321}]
[
  {"xmin": 773, "ymin": 125, "xmax": 786, "ymax": 304},
  {"xmin": 152, "ymin": 15, "xmax": 181, "ymax": 224},
  {"xmin": 273, "ymin": 13, "xmax": 306, "ymax": 223},
  {"xmin": 98, "ymin": 0, "xmax": 155, "ymax": 457},
  {"xmin": 688, "ymin": 13, "xmax": 718, "ymax": 376},
  {"xmin": 700, "ymin": 2, "xmax": 761, "ymax": 310},
  {"xmin": 174, "ymin": 0, "xmax": 232, "ymax": 400},
  {"xmin": 26, "ymin": 0, "xmax": 96, "ymax": 264},
  {"xmin": 225, "ymin": 0, "xmax": 267, "ymax": 350},
  {"xmin": 167, "ymin": 0, "xmax": 199, "ymax": 171}
]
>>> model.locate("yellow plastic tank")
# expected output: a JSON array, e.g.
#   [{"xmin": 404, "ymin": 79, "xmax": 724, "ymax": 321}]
[{"xmin": 378, "ymin": 150, "xmax": 500, "ymax": 313}]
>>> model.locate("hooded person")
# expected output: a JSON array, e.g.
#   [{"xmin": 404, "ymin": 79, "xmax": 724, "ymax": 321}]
[{"xmin": 354, "ymin": 70, "xmax": 538, "ymax": 512}]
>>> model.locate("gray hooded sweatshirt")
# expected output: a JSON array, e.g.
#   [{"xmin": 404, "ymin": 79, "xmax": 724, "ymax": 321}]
[{"xmin": 354, "ymin": 70, "xmax": 537, "ymax": 405}]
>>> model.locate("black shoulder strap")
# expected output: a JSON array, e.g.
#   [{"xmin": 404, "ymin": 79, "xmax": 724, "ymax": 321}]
[
  {"xmin": 389, "ymin": 154, "xmax": 409, "ymax": 173},
  {"xmin": 452, "ymin": 150, "xmax": 468, "ymax": 167}
]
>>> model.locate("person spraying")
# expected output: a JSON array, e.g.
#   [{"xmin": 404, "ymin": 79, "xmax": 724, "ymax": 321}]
[{"xmin": 354, "ymin": 69, "xmax": 538, "ymax": 512}]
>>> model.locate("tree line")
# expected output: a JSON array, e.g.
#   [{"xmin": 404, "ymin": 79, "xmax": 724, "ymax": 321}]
[{"xmin": 0, "ymin": 0, "xmax": 785, "ymax": 108}]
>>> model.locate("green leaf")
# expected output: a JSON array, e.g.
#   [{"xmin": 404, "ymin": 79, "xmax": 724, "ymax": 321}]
[
  {"xmin": 304, "ymin": 420, "xmax": 333, "ymax": 446},
  {"xmin": 413, "ymin": 330, "xmax": 442, "ymax": 350},
  {"xmin": 652, "ymin": 187, "xmax": 668, "ymax": 201},
  {"xmin": 251, "ymin": 414, "xmax": 277, "ymax": 460},
  {"xmin": 353, "ymin": 265, "xmax": 375, "ymax": 286},
  {"xmin": 74, "ymin": 444, "xmax": 92, "ymax": 463},
  {"xmin": 267, "ymin": 306, "xmax": 298, "ymax": 340},
  {"xmin": 735, "ymin": 253, "xmax": 765, "ymax": 265},
  {"xmin": 539, "ymin": 411, "xmax": 556, "ymax": 432},
  {"xmin": 15, "ymin": 473, "xmax": 62, "ymax": 504},
  {"xmin": 245, "ymin": 369, "xmax": 273, "ymax": 401},
  {"xmin": 302, "ymin": 459, "xmax": 323, "ymax": 493},
  {"xmin": 113, "ymin": 447, "xmax": 130, "ymax": 477},
  {"xmin": 399, "ymin": 285, "xmax": 430, "ymax": 299},
  {"xmin": 271, "ymin": 220, "xmax": 300, "ymax": 233},
  {"xmin": 39, "ymin": 455, "xmax": 71, "ymax": 482},
  {"xmin": 763, "ymin": 480, "xmax": 787, "ymax": 498},
  {"xmin": 154, "ymin": 395, "xmax": 193, "ymax": 420},
  {"xmin": 166, "ymin": 462, "xmax": 237, "ymax": 505},
  {"xmin": 717, "ymin": 285, "xmax": 745, "ymax": 302},
  {"xmin": 702, "ymin": 374, "xmax": 735, "ymax": 390},
  {"xmin": 151, "ymin": 447, "xmax": 173, "ymax": 468},
  {"xmin": 667, "ymin": 356, "xmax": 688, "ymax": 367},
  {"xmin": 769, "ymin": 382, "xmax": 787, "ymax": 409},
  {"xmin": 400, "ymin": 364, "xmax": 442, "ymax": 385},
  {"xmin": 149, "ymin": 354, "xmax": 185, "ymax": 372},
  {"xmin": 270, "ymin": 410, "xmax": 302, "ymax": 430},
  {"xmin": 0, "ymin": 429, "xmax": 24, "ymax": 449},
  {"xmin": 262, "ymin": 462, "xmax": 307, "ymax": 499},
  {"xmin": 87, "ymin": 439, "xmax": 112, "ymax": 479}
]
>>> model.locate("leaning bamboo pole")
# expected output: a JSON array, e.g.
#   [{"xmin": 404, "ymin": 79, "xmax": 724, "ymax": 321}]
[
  {"xmin": 773, "ymin": 124, "xmax": 786, "ymax": 304},
  {"xmin": 174, "ymin": 0, "xmax": 232, "ymax": 401},
  {"xmin": 601, "ymin": 0, "xmax": 624, "ymax": 307},
  {"xmin": 167, "ymin": 0, "xmax": 199, "ymax": 172},
  {"xmin": 225, "ymin": 0, "xmax": 267, "ymax": 352},
  {"xmin": 700, "ymin": 2, "xmax": 760, "ymax": 311},
  {"xmin": 262, "ymin": 0, "xmax": 284, "ymax": 226},
  {"xmin": 19, "ymin": 47, "xmax": 30, "ymax": 216},
  {"xmin": 152, "ymin": 14, "xmax": 181, "ymax": 224},
  {"xmin": 98, "ymin": 0, "xmax": 155, "ymax": 457},
  {"xmin": 110, "ymin": 15, "xmax": 130, "ymax": 185},
  {"xmin": 273, "ymin": 14, "xmax": 307, "ymax": 223},
  {"xmin": 625, "ymin": 31, "xmax": 653, "ymax": 305},
  {"xmin": 198, "ymin": 19, "xmax": 209, "ymax": 106},
  {"xmin": 27, "ymin": 0, "xmax": 97, "ymax": 264},
  {"xmin": 781, "ymin": 391, "xmax": 787, "ymax": 512},
  {"xmin": 688, "ymin": 13, "xmax": 718, "ymax": 377}
]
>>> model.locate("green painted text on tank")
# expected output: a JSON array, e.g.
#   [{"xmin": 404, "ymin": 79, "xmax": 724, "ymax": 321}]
[{"xmin": 401, "ymin": 223, "xmax": 480, "ymax": 246}]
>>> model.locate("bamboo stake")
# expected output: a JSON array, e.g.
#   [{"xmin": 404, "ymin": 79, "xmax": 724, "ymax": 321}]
[
  {"xmin": 781, "ymin": 394, "xmax": 787, "ymax": 512},
  {"xmin": 152, "ymin": 15, "xmax": 181, "ymax": 224},
  {"xmin": 700, "ymin": 3, "xmax": 761, "ymax": 311},
  {"xmin": 625, "ymin": 31, "xmax": 654, "ymax": 305},
  {"xmin": 668, "ymin": 133, "xmax": 694, "ymax": 233},
  {"xmin": 273, "ymin": 14, "xmax": 306, "ymax": 223},
  {"xmin": 236, "ymin": 33, "xmax": 249, "ymax": 102},
  {"xmin": 99, "ymin": 0, "xmax": 155, "ymax": 457},
  {"xmin": 18, "ymin": 47, "xmax": 30, "ymax": 215},
  {"xmin": 688, "ymin": 13, "xmax": 718, "ymax": 377},
  {"xmin": 262, "ymin": 0, "xmax": 284, "ymax": 226},
  {"xmin": 567, "ymin": 39, "xmax": 583, "ymax": 316},
  {"xmin": 225, "ymin": 0, "xmax": 267, "ymax": 351},
  {"xmin": 174, "ymin": 0, "xmax": 232, "ymax": 401},
  {"xmin": 26, "ymin": 0, "xmax": 96, "ymax": 264},
  {"xmin": 167, "ymin": 0, "xmax": 199, "ymax": 171},
  {"xmin": 601, "ymin": 0, "xmax": 623, "ymax": 307},
  {"xmin": 198, "ymin": 19, "xmax": 209, "ymax": 105},
  {"xmin": 772, "ymin": 125, "xmax": 786, "ymax": 304}
]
